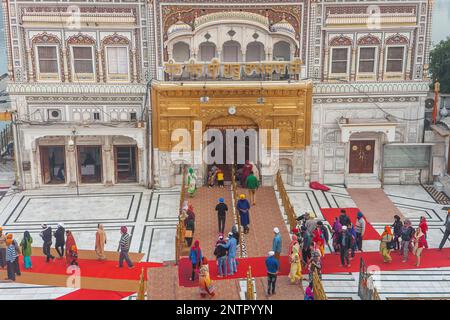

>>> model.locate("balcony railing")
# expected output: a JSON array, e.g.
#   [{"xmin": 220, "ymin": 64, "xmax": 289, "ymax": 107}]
[{"xmin": 163, "ymin": 59, "xmax": 302, "ymax": 82}]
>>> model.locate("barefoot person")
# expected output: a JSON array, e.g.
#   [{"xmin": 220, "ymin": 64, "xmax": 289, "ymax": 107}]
[
  {"xmin": 20, "ymin": 231, "xmax": 33, "ymax": 270},
  {"xmin": 338, "ymin": 226, "xmax": 351, "ymax": 268},
  {"xmin": 95, "ymin": 224, "xmax": 107, "ymax": 261},
  {"xmin": 189, "ymin": 240, "xmax": 202, "ymax": 281},
  {"xmin": 199, "ymin": 257, "xmax": 215, "ymax": 298},
  {"xmin": 265, "ymin": 251, "xmax": 279, "ymax": 296},
  {"xmin": 5, "ymin": 239, "xmax": 17, "ymax": 281},
  {"xmin": 380, "ymin": 226, "xmax": 393, "ymax": 263},
  {"xmin": 40, "ymin": 224, "xmax": 55, "ymax": 263},
  {"xmin": 237, "ymin": 194, "xmax": 251, "ymax": 234},
  {"xmin": 65, "ymin": 230, "xmax": 77, "ymax": 266},
  {"xmin": 118, "ymin": 226, "xmax": 133, "ymax": 269},
  {"xmin": 288, "ymin": 235, "xmax": 303, "ymax": 286},
  {"xmin": 187, "ymin": 167, "xmax": 197, "ymax": 198},
  {"xmin": 215, "ymin": 198, "xmax": 228, "ymax": 235},
  {"xmin": 53, "ymin": 223, "xmax": 65, "ymax": 259},
  {"xmin": 438, "ymin": 210, "xmax": 450, "ymax": 250},
  {"xmin": 272, "ymin": 227, "xmax": 282, "ymax": 263},
  {"xmin": 246, "ymin": 171, "xmax": 259, "ymax": 206},
  {"xmin": 413, "ymin": 227, "xmax": 428, "ymax": 267}
]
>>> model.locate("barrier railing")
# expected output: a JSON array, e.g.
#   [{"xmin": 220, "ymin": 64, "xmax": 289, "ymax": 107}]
[
  {"xmin": 275, "ymin": 170, "xmax": 297, "ymax": 230},
  {"xmin": 231, "ymin": 165, "xmax": 244, "ymax": 258},
  {"xmin": 175, "ymin": 167, "xmax": 187, "ymax": 265},
  {"xmin": 358, "ymin": 257, "xmax": 381, "ymax": 300},
  {"xmin": 137, "ymin": 267, "xmax": 146, "ymax": 300},
  {"xmin": 0, "ymin": 123, "xmax": 13, "ymax": 156},
  {"xmin": 246, "ymin": 266, "xmax": 255, "ymax": 300},
  {"xmin": 312, "ymin": 269, "xmax": 327, "ymax": 300}
]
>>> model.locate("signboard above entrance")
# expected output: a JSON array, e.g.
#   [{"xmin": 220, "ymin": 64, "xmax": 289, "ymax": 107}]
[{"xmin": 164, "ymin": 58, "xmax": 303, "ymax": 81}]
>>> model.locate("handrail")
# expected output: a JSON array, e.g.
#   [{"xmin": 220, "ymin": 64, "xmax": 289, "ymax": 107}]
[
  {"xmin": 231, "ymin": 165, "xmax": 244, "ymax": 258},
  {"xmin": 246, "ymin": 266, "xmax": 255, "ymax": 300},
  {"xmin": 312, "ymin": 269, "xmax": 327, "ymax": 300},
  {"xmin": 0, "ymin": 123, "xmax": 13, "ymax": 156},
  {"xmin": 175, "ymin": 167, "xmax": 187, "ymax": 265},
  {"xmin": 275, "ymin": 170, "xmax": 297, "ymax": 230}
]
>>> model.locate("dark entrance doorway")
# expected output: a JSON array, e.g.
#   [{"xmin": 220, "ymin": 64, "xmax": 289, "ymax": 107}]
[
  {"xmin": 40, "ymin": 146, "xmax": 66, "ymax": 184},
  {"xmin": 205, "ymin": 127, "xmax": 258, "ymax": 182},
  {"xmin": 77, "ymin": 146, "xmax": 102, "ymax": 183},
  {"xmin": 115, "ymin": 146, "xmax": 137, "ymax": 183},
  {"xmin": 349, "ymin": 140, "xmax": 375, "ymax": 174}
]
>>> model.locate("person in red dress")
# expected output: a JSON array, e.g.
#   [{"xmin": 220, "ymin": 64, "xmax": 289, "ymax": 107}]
[{"xmin": 419, "ymin": 216, "xmax": 428, "ymax": 239}]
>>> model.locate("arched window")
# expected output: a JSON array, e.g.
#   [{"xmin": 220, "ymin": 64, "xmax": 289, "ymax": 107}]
[
  {"xmin": 172, "ymin": 42, "xmax": 190, "ymax": 62},
  {"xmin": 273, "ymin": 41, "xmax": 291, "ymax": 61},
  {"xmin": 199, "ymin": 42, "xmax": 217, "ymax": 61},
  {"xmin": 222, "ymin": 40, "xmax": 242, "ymax": 62},
  {"xmin": 246, "ymin": 42, "xmax": 265, "ymax": 62}
]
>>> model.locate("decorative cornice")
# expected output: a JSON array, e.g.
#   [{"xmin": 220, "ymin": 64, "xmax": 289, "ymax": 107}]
[
  {"xmin": 7, "ymin": 83, "xmax": 147, "ymax": 96},
  {"xmin": 314, "ymin": 81, "xmax": 430, "ymax": 96}
]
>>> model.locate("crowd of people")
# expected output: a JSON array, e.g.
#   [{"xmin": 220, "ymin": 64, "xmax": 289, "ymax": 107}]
[{"xmin": 0, "ymin": 223, "xmax": 135, "ymax": 281}]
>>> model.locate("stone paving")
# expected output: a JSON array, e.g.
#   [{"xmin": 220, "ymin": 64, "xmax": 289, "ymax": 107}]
[{"xmin": 1, "ymin": 181, "xmax": 450, "ymax": 299}]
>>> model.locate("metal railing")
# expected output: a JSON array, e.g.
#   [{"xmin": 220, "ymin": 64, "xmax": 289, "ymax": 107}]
[
  {"xmin": 358, "ymin": 257, "xmax": 381, "ymax": 300},
  {"xmin": 175, "ymin": 167, "xmax": 187, "ymax": 265},
  {"xmin": 231, "ymin": 165, "xmax": 244, "ymax": 258},
  {"xmin": 312, "ymin": 269, "xmax": 327, "ymax": 300},
  {"xmin": 275, "ymin": 170, "xmax": 297, "ymax": 230},
  {"xmin": 246, "ymin": 266, "xmax": 255, "ymax": 300},
  {"xmin": 0, "ymin": 123, "xmax": 13, "ymax": 156}
]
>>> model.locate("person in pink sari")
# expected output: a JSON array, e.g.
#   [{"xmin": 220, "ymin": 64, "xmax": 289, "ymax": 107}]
[{"xmin": 241, "ymin": 160, "xmax": 253, "ymax": 187}]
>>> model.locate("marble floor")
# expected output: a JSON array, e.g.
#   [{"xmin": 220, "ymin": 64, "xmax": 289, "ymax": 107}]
[
  {"xmin": 0, "ymin": 185, "xmax": 180, "ymax": 263},
  {"xmin": 1, "ymin": 183, "xmax": 450, "ymax": 300}
]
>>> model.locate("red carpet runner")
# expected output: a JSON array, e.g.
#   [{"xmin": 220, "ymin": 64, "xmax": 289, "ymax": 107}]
[
  {"xmin": 19, "ymin": 256, "xmax": 163, "ymax": 281},
  {"xmin": 321, "ymin": 208, "xmax": 380, "ymax": 240},
  {"xmin": 178, "ymin": 248, "xmax": 450, "ymax": 286},
  {"xmin": 56, "ymin": 289, "xmax": 134, "ymax": 300}
]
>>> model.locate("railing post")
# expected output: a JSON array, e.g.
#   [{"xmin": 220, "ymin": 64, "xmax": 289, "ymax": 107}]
[{"xmin": 175, "ymin": 167, "xmax": 187, "ymax": 265}]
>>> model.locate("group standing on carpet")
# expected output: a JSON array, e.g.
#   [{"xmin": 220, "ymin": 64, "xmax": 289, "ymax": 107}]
[{"xmin": 0, "ymin": 223, "xmax": 135, "ymax": 281}]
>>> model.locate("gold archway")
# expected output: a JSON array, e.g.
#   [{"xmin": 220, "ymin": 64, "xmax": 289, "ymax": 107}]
[{"xmin": 151, "ymin": 80, "xmax": 313, "ymax": 151}]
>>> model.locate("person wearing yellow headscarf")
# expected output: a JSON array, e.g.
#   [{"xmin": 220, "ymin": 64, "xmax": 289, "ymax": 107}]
[
  {"xmin": 380, "ymin": 226, "xmax": 393, "ymax": 263},
  {"xmin": 288, "ymin": 235, "xmax": 303, "ymax": 286}
]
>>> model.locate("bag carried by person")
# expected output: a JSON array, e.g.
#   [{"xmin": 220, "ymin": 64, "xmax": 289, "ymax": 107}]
[{"xmin": 386, "ymin": 240, "xmax": 396, "ymax": 250}]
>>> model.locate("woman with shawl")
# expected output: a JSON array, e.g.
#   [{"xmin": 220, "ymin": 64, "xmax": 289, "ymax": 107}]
[
  {"xmin": 308, "ymin": 251, "xmax": 322, "ymax": 283},
  {"xmin": 95, "ymin": 224, "xmax": 107, "ymax": 261},
  {"xmin": 419, "ymin": 216, "xmax": 428, "ymax": 239},
  {"xmin": 379, "ymin": 226, "xmax": 393, "ymax": 263},
  {"xmin": 65, "ymin": 230, "xmax": 77, "ymax": 266},
  {"xmin": 184, "ymin": 205, "xmax": 196, "ymax": 247},
  {"xmin": 186, "ymin": 168, "xmax": 197, "ymax": 197},
  {"xmin": 249, "ymin": 161, "xmax": 260, "ymax": 181},
  {"xmin": 199, "ymin": 257, "xmax": 215, "ymax": 298},
  {"xmin": 241, "ymin": 161, "xmax": 253, "ymax": 187},
  {"xmin": 20, "ymin": 231, "xmax": 33, "ymax": 269},
  {"xmin": 288, "ymin": 235, "xmax": 303, "ymax": 286},
  {"xmin": 189, "ymin": 240, "xmax": 203, "ymax": 281},
  {"xmin": 312, "ymin": 225, "xmax": 325, "ymax": 257},
  {"xmin": 331, "ymin": 217, "xmax": 342, "ymax": 254},
  {"xmin": 412, "ymin": 227, "xmax": 428, "ymax": 267}
]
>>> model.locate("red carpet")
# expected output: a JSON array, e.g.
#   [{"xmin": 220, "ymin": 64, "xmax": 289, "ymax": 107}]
[
  {"xmin": 179, "ymin": 248, "xmax": 450, "ymax": 286},
  {"xmin": 56, "ymin": 289, "xmax": 134, "ymax": 300},
  {"xmin": 19, "ymin": 256, "xmax": 163, "ymax": 281},
  {"xmin": 178, "ymin": 256, "xmax": 296, "ymax": 287},
  {"xmin": 320, "ymin": 248, "xmax": 450, "ymax": 273},
  {"xmin": 321, "ymin": 208, "xmax": 380, "ymax": 240}
]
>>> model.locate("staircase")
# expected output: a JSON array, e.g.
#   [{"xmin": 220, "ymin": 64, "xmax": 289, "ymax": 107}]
[{"xmin": 345, "ymin": 175, "xmax": 381, "ymax": 189}]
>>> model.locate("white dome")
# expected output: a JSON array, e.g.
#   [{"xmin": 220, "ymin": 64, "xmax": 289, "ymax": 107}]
[
  {"xmin": 168, "ymin": 20, "xmax": 192, "ymax": 36},
  {"xmin": 271, "ymin": 19, "xmax": 295, "ymax": 35}
]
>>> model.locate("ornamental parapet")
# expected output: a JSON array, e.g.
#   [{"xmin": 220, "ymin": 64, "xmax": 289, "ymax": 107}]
[
  {"xmin": 7, "ymin": 83, "xmax": 147, "ymax": 96},
  {"xmin": 314, "ymin": 81, "xmax": 430, "ymax": 96}
]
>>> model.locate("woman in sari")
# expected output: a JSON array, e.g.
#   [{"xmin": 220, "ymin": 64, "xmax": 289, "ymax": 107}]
[
  {"xmin": 68, "ymin": 245, "xmax": 78, "ymax": 266},
  {"xmin": 95, "ymin": 224, "xmax": 107, "ymax": 261},
  {"xmin": 241, "ymin": 161, "xmax": 253, "ymax": 187},
  {"xmin": 65, "ymin": 230, "xmax": 77, "ymax": 266},
  {"xmin": 312, "ymin": 225, "xmax": 325, "ymax": 257},
  {"xmin": 199, "ymin": 257, "xmax": 215, "ymax": 298},
  {"xmin": 20, "ymin": 231, "xmax": 33, "ymax": 270},
  {"xmin": 331, "ymin": 217, "xmax": 342, "ymax": 254},
  {"xmin": 412, "ymin": 227, "xmax": 428, "ymax": 267},
  {"xmin": 184, "ymin": 205, "xmax": 195, "ymax": 247},
  {"xmin": 207, "ymin": 166, "xmax": 218, "ymax": 188},
  {"xmin": 187, "ymin": 168, "xmax": 197, "ymax": 197},
  {"xmin": 288, "ymin": 235, "xmax": 303, "ymax": 286},
  {"xmin": 379, "ymin": 226, "xmax": 393, "ymax": 263}
]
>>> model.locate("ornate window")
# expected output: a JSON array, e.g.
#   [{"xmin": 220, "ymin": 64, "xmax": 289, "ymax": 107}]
[
  {"xmin": 102, "ymin": 34, "xmax": 131, "ymax": 82},
  {"xmin": 172, "ymin": 42, "xmax": 190, "ymax": 62},
  {"xmin": 32, "ymin": 33, "xmax": 62, "ymax": 82},
  {"xmin": 358, "ymin": 47, "xmax": 377, "ymax": 73},
  {"xmin": 330, "ymin": 48, "xmax": 349, "ymax": 74},
  {"xmin": 67, "ymin": 34, "xmax": 96, "ymax": 82},
  {"xmin": 199, "ymin": 42, "xmax": 217, "ymax": 61},
  {"xmin": 273, "ymin": 41, "xmax": 291, "ymax": 61},
  {"xmin": 385, "ymin": 46, "xmax": 405, "ymax": 73}
]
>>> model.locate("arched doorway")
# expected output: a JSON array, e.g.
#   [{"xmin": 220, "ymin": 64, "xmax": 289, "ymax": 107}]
[{"xmin": 204, "ymin": 116, "xmax": 258, "ymax": 181}]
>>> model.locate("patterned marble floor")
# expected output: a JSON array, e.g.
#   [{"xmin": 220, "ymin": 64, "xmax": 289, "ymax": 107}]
[
  {"xmin": 281, "ymin": 184, "xmax": 450, "ymax": 299},
  {"xmin": 0, "ymin": 185, "xmax": 179, "ymax": 263},
  {"xmin": 1, "ymin": 183, "xmax": 450, "ymax": 300}
]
